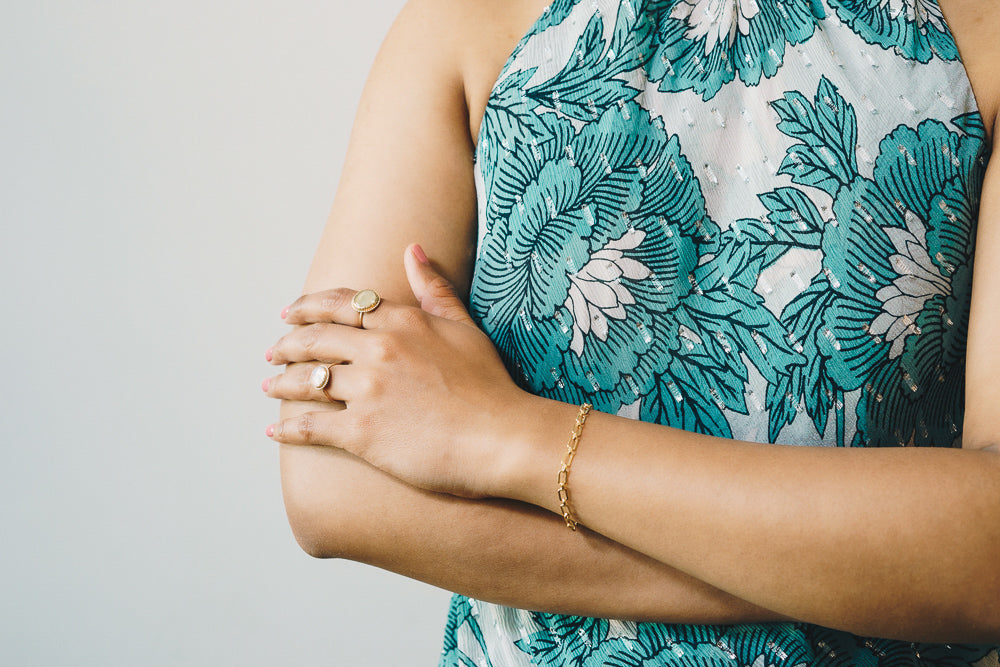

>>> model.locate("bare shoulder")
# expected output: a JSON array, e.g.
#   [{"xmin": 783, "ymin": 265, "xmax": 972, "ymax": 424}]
[
  {"xmin": 940, "ymin": 0, "xmax": 1000, "ymax": 140},
  {"xmin": 385, "ymin": 0, "xmax": 555, "ymax": 141}
]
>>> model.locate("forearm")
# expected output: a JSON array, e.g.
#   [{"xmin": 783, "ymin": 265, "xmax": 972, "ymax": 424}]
[
  {"xmin": 280, "ymin": 401, "xmax": 783, "ymax": 625},
  {"xmin": 501, "ymin": 396, "xmax": 1000, "ymax": 643}
]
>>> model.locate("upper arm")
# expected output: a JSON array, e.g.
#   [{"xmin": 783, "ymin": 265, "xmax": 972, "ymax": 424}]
[
  {"xmin": 961, "ymin": 117, "xmax": 1000, "ymax": 451},
  {"xmin": 302, "ymin": 0, "xmax": 481, "ymax": 300}
]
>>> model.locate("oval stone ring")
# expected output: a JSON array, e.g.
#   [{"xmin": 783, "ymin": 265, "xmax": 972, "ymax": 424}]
[
  {"xmin": 310, "ymin": 363, "xmax": 335, "ymax": 401},
  {"xmin": 351, "ymin": 289, "xmax": 382, "ymax": 328}
]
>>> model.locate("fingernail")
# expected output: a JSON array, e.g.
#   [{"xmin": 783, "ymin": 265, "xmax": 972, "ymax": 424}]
[
  {"xmin": 280, "ymin": 306, "xmax": 289, "ymax": 319},
  {"xmin": 412, "ymin": 244, "xmax": 429, "ymax": 265},
  {"xmin": 265, "ymin": 347, "xmax": 273, "ymax": 362},
  {"xmin": 265, "ymin": 424, "xmax": 275, "ymax": 438},
  {"xmin": 261, "ymin": 378, "xmax": 270, "ymax": 392}
]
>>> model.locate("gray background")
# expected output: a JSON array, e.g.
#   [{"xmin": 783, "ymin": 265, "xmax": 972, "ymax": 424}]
[{"xmin": 1, "ymin": 1, "xmax": 456, "ymax": 664}]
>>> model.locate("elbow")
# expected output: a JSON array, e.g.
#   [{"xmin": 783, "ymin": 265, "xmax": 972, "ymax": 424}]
[
  {"xmin": 279, "ymin": 444, "xmax": 356, "ymax": 560},
  {"xmin": 283, "ymin": 490, "xmax": 342, "ymax": 559}
]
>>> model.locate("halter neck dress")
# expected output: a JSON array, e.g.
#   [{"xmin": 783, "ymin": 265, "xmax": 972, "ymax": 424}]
[{"xmin": 442, "ymin": 0, "xmax": 997, "ymax": 664}]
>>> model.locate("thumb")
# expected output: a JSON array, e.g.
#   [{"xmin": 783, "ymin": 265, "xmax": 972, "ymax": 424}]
[{"xmin": 404, "ymin": 244, "xmax": 475, "ymax": 325}]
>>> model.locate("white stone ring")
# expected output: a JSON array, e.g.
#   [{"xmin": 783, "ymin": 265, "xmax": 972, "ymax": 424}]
[
  {"xmin": 310, "ymin": 364, "xmax": 336, "ymax": 401},
  {"xmin": 351, "ymin": 289, "xmax": 382, "ymax": 328}
]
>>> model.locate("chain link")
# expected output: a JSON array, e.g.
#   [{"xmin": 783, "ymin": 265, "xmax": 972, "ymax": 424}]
[{"xmin": 558, "ymin": 403, "xmax": 592, "ymax": 530}]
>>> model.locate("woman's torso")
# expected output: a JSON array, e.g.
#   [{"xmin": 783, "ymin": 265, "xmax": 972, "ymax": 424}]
[{"xmin": 443, "ymin": 0, "xmax": 999, "ymax": 664}]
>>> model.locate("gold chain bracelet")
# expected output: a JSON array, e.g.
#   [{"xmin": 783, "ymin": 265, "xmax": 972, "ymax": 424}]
[{"xmin": 558, "ymin": 403, "xmax": 592, "ymax": 531}]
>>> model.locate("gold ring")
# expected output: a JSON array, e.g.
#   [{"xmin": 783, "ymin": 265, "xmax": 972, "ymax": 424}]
[
  {"xmin": 310, "ymin": 364, "xmax": 336, "ymax": 401},
  {"xmin": 351, "ymin": 289, "xmax": 381, "ymax": 328}
]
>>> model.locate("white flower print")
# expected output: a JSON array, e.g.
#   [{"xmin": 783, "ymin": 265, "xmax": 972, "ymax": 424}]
[
  {"xmin": 868, "ymin": 210, "xmax": 950, "ymax": 358},
  {"xmin": 878, "ymin": 0, "xmax": 945, "ymax": 31},
  {"xmin": 565, "ymin": 229, "xmax": 651, "ymax": 356},
  {"xmin": 670, "ymin": 0, "xmax": 761, "ymax": 55}
]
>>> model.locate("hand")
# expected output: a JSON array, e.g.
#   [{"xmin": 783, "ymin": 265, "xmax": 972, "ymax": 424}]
[{"xmin": 263, "ymin": 245, "xmax": 530, "ymax": 498}]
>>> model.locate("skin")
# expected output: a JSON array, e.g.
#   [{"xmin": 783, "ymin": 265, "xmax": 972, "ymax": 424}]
[{"xmin": 266, "ymin": 0, "xmax": 1000, "ymax": 642}]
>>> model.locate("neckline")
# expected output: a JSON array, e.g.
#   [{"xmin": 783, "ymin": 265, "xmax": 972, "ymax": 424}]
[{"xmin": 473, "ymin": 0, "xmax": 988, "ymax": 149}]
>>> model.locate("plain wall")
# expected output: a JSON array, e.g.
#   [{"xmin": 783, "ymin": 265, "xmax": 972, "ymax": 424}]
[{"xmin": 1, "ymin": 1, "xmax": 455, "ymax": 664}]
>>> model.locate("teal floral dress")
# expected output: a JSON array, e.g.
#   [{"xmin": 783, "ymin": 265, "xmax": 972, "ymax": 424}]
[{"xmin": 441, "ymin": 0, "xmax": 998, "ymax": 664}]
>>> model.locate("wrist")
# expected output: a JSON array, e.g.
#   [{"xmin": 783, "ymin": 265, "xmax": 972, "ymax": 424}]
[{"xmin": 487, "ymin": 394, "xmax": 580, "ymax": 512}]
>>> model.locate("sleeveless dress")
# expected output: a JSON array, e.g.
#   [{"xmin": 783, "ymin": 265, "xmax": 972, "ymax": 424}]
[{"xmin": 442, "ymin": 0, "xmax": 997, "ymax": 664}]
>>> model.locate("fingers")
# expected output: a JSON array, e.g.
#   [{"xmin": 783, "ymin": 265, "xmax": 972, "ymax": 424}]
[
  {"xmin": 283, "ymin": 287, "xmax": 387, "ymax": 329},
  {"xmin": 266, "ymin": 409, "xmax": 350, "ymax": 447},
  {"xmin": 268, "ymin": 323, "xmax": 363, "ymax": 365},
  {"xmin": 264, "ymin": 362, "xmax": 358, "ymax": 403},
  {"xmin": 404, "ymin": 244, "xmax": 475, "ymax": 325}
]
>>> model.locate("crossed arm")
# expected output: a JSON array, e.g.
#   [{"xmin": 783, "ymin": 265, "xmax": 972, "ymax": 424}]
[
  {"xmin": 276, "ymin": 0, "xmax": 779, "ymax": 626},
  {"xmin": 270, "ymin": 0, "xmax": 1000, "ymax": 643}
]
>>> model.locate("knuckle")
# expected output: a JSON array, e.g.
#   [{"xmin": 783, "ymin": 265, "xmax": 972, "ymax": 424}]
[
  {"xmin": 304, "ymin": 287, "xmax": 351, "ymax": 321},
  {"xmin": 426, "ymin": 275, "xmax": 456, "ymax": 298},
  {"xmin": 394, "ymin": 307, "xmax": 426, "ymax": 331},
  {"xmin": 340, "ymin": 413, "xmax": 361, "ymax": 442},
  {"xmin": 348, "ymin": 410, "xmax": 376, "ymax": 444},
  {"xmin": 356, "ymin": 372, "xmax": 382, "ymax": 398},
  {"xmin": 319, "ymin": 290, "xmax": 346, "ymax": 316},
  {"xmin": 299, "ymin": 325, "xmax": 321, "ymax": 356},
  {"xmin": 368, "ymin": 332, "xmax": 397, "ymax": 362},
  {"xmin": 295, "ymin": 367, "xmax": 317, "ymax": 399},
  {"xmin": 295, "ymin": 413, "xmax": 316, "ymax": 442}
]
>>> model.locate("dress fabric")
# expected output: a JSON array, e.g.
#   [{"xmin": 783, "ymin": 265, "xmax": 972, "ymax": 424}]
[{"xmin": 441, "ymin": 0, "xmax": 997, "ymax": 664}]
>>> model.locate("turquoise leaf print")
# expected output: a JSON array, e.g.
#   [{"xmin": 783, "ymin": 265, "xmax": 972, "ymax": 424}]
[
  {"xmin": 768, "ymin": 274, "xmax": 841, "ymax": 443},
  {"xmin": 528, "ymin": 12, "xmax": 632, "ymax": 122},
  {"xmin": 770, "ymin": 77, "xmax": 857, "ymax": 196},
  {"xmin": 647, "ymin": 0, "xmax": 825, "ymax": 101},
  {"xmin": 733, "ymin": 186, "xmax": 825, "ymax": 273},
  {"xmin": 478, "ymin": 68, "xmax": 573, "ymax": 227},
  {"xmin": 760, "ymin": 77, "xmax": 988, "ymax": 446},
  {"xmin": 536, "ymin": 621, "xmax": 813, "ymax": 666},
  {"xmin": 843, "ymin": 116, "xmax": 986, "ymax": 446},
  {"xmin": 515, "ymin": 613, "xmax": 609, "ymax": 666},
  {"xmin": 827, "ymin": 0, "xmax": 959, "ymax": 62},
  {"xmin": 473, "ymin": 101, "xmax": 712, "ymax": 402},
  {"xmin": 526, "ymin": 1, "xmax": 668, "ymax": 122},
  {"xmin": 441, "ymin": 597, "xmax": 494, "ymax": 667},
  {"xmin": 472, "ymin": 95, "xmax": 794, "ymax": 436},
  {"xmin": 533, "ymin": 0, "xmax": 583, "ymax": 35},
  {"xmin": 629, "ymin": 230, "xmax": 805, "ymax": 436}
]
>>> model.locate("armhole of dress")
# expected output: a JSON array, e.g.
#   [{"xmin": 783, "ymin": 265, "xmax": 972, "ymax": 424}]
[
  {"xmin": 925, "ymin": 0, "xmax": 984, "ymax": 121},
  {"xmin": 472, "ymin": 0, "xmax": 565, "ymax": 151}
]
